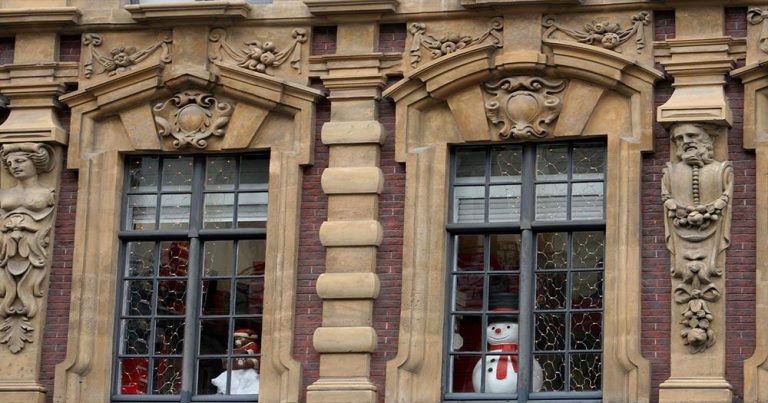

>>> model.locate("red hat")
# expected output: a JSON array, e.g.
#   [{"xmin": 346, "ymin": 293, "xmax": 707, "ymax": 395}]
[{"xmin": 233, "ymin": 328, "xmax": 258, "ymax": 339}]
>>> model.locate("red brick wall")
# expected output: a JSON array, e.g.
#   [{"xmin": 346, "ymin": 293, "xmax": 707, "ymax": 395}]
[
  {"xmin": 0, "ymin": 36, "xmax": 13, "ymax": 65},
  {"xmin": 378, "ymin": 24, "xmax": 406, "ymax": 54},
  {"xmin": 295, "ymin": 81, "xmax": 328, "ymax": 400},
  {"xmin": 40, "ymin": 109, "xmax": 77, "ymax": 401},
  {"xmin": 58, "ymin": 35, "xmax": 81, "ymax": 63},
  {"xmin": 644, "ymin": 10, "xmax": 756, "ymax": 402},
  {"xmin": 654, "ymin": 10, "xmax": 675, "ymax": 41},
  {"xmin": 311, "ymin": 26, "xmax": 337, "ymax": 56},
  {"xmin": 371, "ymin": 78, "xmax": 405, "ymax": 402}
]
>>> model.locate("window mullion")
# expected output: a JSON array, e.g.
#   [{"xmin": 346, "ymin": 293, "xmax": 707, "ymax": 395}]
[
  {"xmin": 517, "ymin": 144, "xmax": 536, "ymax": 402},
  {"xmin": 180, "ymin": 157, "xmax": 205, "ymax": 402}
]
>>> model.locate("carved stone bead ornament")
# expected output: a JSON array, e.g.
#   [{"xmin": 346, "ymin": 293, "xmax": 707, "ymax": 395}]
[
  {"xmin": 542, "ymin": 12, "xmax": 650, "ymax": 53},
  {"xmin": 748, "ymin": 8, "xmax": 768, "ymax": 54},
  {"xmin": 483, "ymin": 77, "xmax": 566, "ymax": 139},
  {"xmin": 153, "ymin": 91, "xmax": 234, "ymax": 149},
  {"xmin": 0, "ymin": 143, "xmax": 55, "ymax": 353},
  {"xmin": 661, "ymin": 123, "xmax": 733, "ymax": 353},
  {"xmin": 208, "ymin": 28, "xmax": 308, "ymax": 74},
  {"xmin": 408, "ymin": 17, "xmax": 502, "ymax": 67},
  {"xmin": 82, "ymin": 33, "xmax": 172, "ymax": 78}
]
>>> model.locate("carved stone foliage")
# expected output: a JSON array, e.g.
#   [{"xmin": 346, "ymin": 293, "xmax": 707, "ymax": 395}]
[
  {"xmin": 0, "ymin": 143, "xmax": 55, "ymax": 354},
  {"xmin": 482, "ymin": 77, "xmax": 566, "ymax": 139},
  {"xmin": 661, "ymin": 123, "xmax": 733, "ymax": 353},
  {"xmin": 748, "ymin": 8, "xmax": 768, "ymax": 54},
  {"xmin": 542, "ymin": 12, "xmax": 650, "ymax": 53},
  {"xmin": 82, "ymin": 33, "xmax": 172, "ymax": 79},
  {"xmin": 208, "ymin": 28, "xmax": 307, "ymax": 74},
  {"xmin": 408, "ymin": 17, "xmax": 502, "ymax": 67},
  {"xmin": 153, "ymin": 91, "xmax": 234, "ymax": 149}
]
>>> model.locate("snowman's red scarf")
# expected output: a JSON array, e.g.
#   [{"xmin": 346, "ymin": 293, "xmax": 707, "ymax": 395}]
[{"xmin": 489, "ymin": 343, "xmax": 518, "ymax": 380}]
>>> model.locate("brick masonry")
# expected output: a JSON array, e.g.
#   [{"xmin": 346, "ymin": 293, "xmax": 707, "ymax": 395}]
[
  {"xmin": 311, "ymin": 26, "xmax": 337, "ymax": 56},
  {"xmin": 58, "ymin": 35, "xmax": 81, "ymax": 63},
  {"xmin": 378, "ymin": 24, "xmax": 406, "ymax": 54},
  {"xmin": 0, "ymin": 36, "xmax": 13, "ymax": 65},
  {"xmin": 40, "ymin": 109, "xmax": 77, "ymax": 402},
  {"xmin": 642, "ymin": 8, "xmax": 755, "ymax": 402}
]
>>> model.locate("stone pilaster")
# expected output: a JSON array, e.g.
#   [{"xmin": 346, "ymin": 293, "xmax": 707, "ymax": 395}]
[
  {"xmin": 306, "ymin": 22, "xmax": 386, "ymax": 403},
  {"xmin": 0, "ymin": 29, "xmax": 72, "ymax": 403},
  {"xmin": 655, "ymin": 6, "xmax": 735, "ymax": 402}
]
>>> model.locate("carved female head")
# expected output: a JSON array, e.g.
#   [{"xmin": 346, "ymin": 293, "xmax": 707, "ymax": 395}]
[{"xmin": 0, "ymin": 143, "xmax": 54, "ymax": 180}]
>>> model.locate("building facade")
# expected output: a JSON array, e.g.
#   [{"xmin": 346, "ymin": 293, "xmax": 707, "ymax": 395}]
[{"xmin": 0, "ymin": 0, "xmax": 764, "ymax": 402}]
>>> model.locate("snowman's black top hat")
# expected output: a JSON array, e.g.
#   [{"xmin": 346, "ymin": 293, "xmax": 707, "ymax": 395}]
[{"xmin": 488, "ymin": 292, "xmax": 518, "ymax": 322}]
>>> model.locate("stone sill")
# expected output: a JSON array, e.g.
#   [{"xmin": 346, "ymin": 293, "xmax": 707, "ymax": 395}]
[
  {"xmin": 125, "ymin": 0, "xmax": 251, "ymax": 22},
  {"xmin": 303, "ymin": 0, "xmax": 397, "ymax": 15},
  {"xmin": 461, "ymin": 0, "xmax": 579, "ymax": 6},
  {"xmin": 0, "ymin": 7, "xmax": 80, "ymax": 30}
]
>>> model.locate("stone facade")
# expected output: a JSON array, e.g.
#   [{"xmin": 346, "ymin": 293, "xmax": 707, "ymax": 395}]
[{"xmin": 0, "ymin": 1, "xmax": 762, "ymax": 402}]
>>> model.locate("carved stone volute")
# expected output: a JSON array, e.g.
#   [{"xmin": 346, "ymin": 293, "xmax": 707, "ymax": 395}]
[
  {"xmin": 482, "ymin": 76, "xmax": 566, "ymax": 139},
  {"xmin": 0, "ymin": 142, "xmax": 56, "ymax": 353},
  {"xmin": 661, "ymin": 122, "xmax": 732, "ymax": 353}
]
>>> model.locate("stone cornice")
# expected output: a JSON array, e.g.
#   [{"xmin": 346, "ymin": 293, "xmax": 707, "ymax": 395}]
[
  {"xmin": 303, "ymin": 0, "xmax": 398, "ymax": 15},
  {"xmin": 125, "ymin": 0, "xmax": 250, "ymax": 23},
  {"xmin": 0, "ymin": 62, "xmax": 79, "ymax": 84},
  {"xmin": 0, "ymin": 7, "xmax": 80, "ymax": 32},
  {"xmin": 461, "ymin": 0, "xmax": 579, "ymax": 7}
]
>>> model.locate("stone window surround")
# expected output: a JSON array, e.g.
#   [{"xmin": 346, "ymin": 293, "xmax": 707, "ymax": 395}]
[
  {"xmin": 382, "ymin": 41, "xmax": 661, "ymax": 402},
  {"xmin": 51, "ymin": 62, "xmax": 321, "ymax": 403}
]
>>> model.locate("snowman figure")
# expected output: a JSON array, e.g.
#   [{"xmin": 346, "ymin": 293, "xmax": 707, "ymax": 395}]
[{"xmin": 472, "ymin": 293, "xmax": 544, "ymax": 394}]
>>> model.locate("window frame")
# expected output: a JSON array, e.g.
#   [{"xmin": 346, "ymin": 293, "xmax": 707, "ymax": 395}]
[
  {"xmin": 443, "ymin": 141, "xmax": 606, "ymax": 402},
  {"xmin": 112, "ymin": 153, "xmax": 269, "ymax": 402}
]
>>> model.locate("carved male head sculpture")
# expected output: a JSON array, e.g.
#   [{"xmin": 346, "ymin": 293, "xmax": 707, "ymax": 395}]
[
  {"xmin": 670, "ymin": 123, "xmax": 722, "ymax": 167},
  {"xmin": 0, "ymin": 143, "xmax": 54, "ymax": 179}
]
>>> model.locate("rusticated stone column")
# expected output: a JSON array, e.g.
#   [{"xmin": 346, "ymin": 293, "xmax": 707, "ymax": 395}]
[
  {"xmin": 0, "ymin": 28, "xmax": 71, "ymax": 403},
  {"xmin": 306, "ymin": 21, "xmax": 387, "ymax": 403}
]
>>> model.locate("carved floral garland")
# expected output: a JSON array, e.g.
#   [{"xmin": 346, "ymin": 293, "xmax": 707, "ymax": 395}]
[
  {"xmin": 208, "ymin": 28, "xmax": 307, "ymax": 74},
  {"xmin": 154, "ymin": 91, "xmax": 234, "ymax": 149},
  {"xmin": 542, "ymin": 12, "xmax": 651, "ymax": 53},
  {"xmin": 82, "ymin": 33, "xmax": 172, "ymax": 78},
  {"xmin": 408, "ymin": 17, "xmax": 503, "ymax": 68}
]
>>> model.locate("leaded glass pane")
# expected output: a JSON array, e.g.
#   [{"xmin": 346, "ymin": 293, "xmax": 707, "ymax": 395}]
[
  {"xmin": 454, "ymin": 186, "xmax": 485, "ymax": 223},
  {"xmin": 535, "ymin": 183, "xmax": 567, "ymax": 221},
  {"xmin": 205, "ymin": 156, "xmax": 236, "ymax": 191},
  {"xmin": 536, "ymin": 144, "xmax": 568, "ymax": 179},
  {"xmin": 237, "ymin": 192, "xmax": 268, "ymax": 228},
  {"xmin": 572, "ymin": 143, "xmax": 605, "ymax": 178},
  {"xmin": 203, "ymin": 241, "xmax": 234, "ymax": 277},
  {"xmin": 536, "ymin": 232, "xmax": 567, "ymax": 270},
  {"xmin": 240, "ymin": 155, "xmax": 269, "ymax": 190},
  {"xmin": 153, "ymin": 358, "xmax": 183, "ymax": 394},
  {"xmin": 455, "ymin": 150, "xmax": 486, "ymax": 182},
  {"xmin": 570, "ymin": 353, "xmax": 601, "ymax": 391},
  {"xmin": 203, "ymin": 193, "xmax": 235, "ymax": 229},
  {"xmin": 159, "ymin": 194, "xmax": 191, "ymax": 230},
  {"xmin": 488, "ymin": 185, "xmax": 521, "ymax": 222},
  {"xmin": 128, "ymin": 156, "xmax": 159, "ymax": 192},
  {"xmin": 161, "ymin": 157, "xmax": 193, "ymax": 191},
  {"xmin": 126, "ymin": 194, "xmax": 156, "ymax": 230},
  {"xmin": 456, "ymin": 235, "xmax": 484, "ymax": 272},
  {"xmin": 125, "ymin": 242, "xmax": 155, "ymax": 277},
  {"xmin": 571, "ymin": 182, "xmax": 604, "ymax": 220},
  {"xmin": 489, "ymin": 234, "xmax": 520, "ymax": 271},
  {"xmin": 535, "ymin": 353, "xmax": 565, "ymax": 392},
  {"xmin": 490, "ymin": 146, "xmax": 522, "ymax": 182}
]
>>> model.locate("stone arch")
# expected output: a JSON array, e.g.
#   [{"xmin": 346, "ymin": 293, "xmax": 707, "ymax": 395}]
[{"xmin": 383, "ymin": 41, "xmax": 661, "ymax": 403}]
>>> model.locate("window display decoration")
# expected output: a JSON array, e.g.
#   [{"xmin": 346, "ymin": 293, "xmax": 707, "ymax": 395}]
[
  {"xmin": 662, "ymin": 122, "xmax": 733, "ymax": 353},
  {"xmin": 483, "ymin": 76, "xmax": 566, "ymax": 139},
  {"xmin": 748, "ymin": 7, "xmax": 768, "ymax": 54},
  {"xmin": 542, "ymin": 12, "xmax": 651, "ymax": 53},
  {"xmin": 408, "ymin": 17, "xmax": 503, "ymax": 68},
  {"xmin": 0, "ymin": 143, "xmax": 55, "ymax": 353},
  {"xmin": 208, "ymin": 28, "xmax": 308, "ymax": 74},
  {"xmin": 153, "ymin": 91, "xmax": 234, "ymax": 149},
  {"xmin": 82, "ymin": 33, "xmax": 172, "ymax": 79},
  {"xmin": 211, "ymin": 328, "xmax": 260, "ymax": 394}
]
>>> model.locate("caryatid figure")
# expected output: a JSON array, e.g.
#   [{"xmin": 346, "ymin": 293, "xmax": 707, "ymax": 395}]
[{"xmin": 661, "ymin": 123, "xmax": 733, "ymax": 353}]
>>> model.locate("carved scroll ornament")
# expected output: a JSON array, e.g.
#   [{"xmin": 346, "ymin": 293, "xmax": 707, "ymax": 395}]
[
  {"xmin": 408, "ymin": 17, "xmax": 502, "ymax": 68},
  {"xmin": 0, "ymin": 143, "xmax": 55, "ymax": 353},
  {"xmin": 542, "ymin": 12, "xmax": 650, "ymax": 53},
  {"xmin": 748, "ymin": 8, "xmax": 768, "ymax": 54},
  {"xmin": 208, "ymin": 28, "xmax": 307, "ymax": 74},
  {"xmin": 661, "ymin": 123, "xmax": 733, "ymax": 353},
  {"xmin": 154, "ymin": 91, "xmax": 234, "ymax": 149},
  {"xmin": 483, "ymin": 77, "xmax": 565, "ymax": 139},
  {"xmin": 82, "ymin": 33, "xmax": 172, "ymax": 78}
]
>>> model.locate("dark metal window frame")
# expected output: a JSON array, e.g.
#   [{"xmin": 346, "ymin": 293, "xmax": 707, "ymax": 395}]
[
  {"xmin": 443, "ymin": 141, "xmax": 606, "ymax": 403},
  {"xmin": 112, "ymin": 153, "xmax": 268, "ymax": 403}
]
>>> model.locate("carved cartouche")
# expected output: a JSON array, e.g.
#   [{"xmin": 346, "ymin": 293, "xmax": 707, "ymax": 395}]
[
  {"xmin": 0, "ymin": 143, "xmax": 55, "ymax": 353},
  {"xmin": 661, "ymin": 123, "xmax": 733, "ymax": 353}
]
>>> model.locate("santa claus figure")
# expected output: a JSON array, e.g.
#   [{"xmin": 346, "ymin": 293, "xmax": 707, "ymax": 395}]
[
  {"xmin": 472, "ymin": 293, "xmax": 544, "ymax": 394},
  {"xmin": 212, "ymin": 328, "xmax": 260, "ymax": 394}
]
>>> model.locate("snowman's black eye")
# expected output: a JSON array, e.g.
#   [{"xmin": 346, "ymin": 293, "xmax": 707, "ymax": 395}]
[
  {"xmin": 491, "ymin": 326, "xmax": 496, "ymax": 330},
  {"xmin": 506, "ymin": 325, "xmax": 511, "ymax": 329},
  {"xmin": 488, "ymin": 368, "xmax": 493, "ymax": 373}
]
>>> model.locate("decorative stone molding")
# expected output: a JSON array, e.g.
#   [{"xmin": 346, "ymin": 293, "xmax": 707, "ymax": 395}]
[
  {"xmin": 408, "ymin": 17, "xmax": 502, "ymax": 67},
  {"xmin": 208, "ymin": 28, "xmax": 307, "ymax": 75},
  {"xmin": 0, "ymin": 143, "xmax": 55, "ymax": 354},
  {"xmin": 662, "ymin": 123, "xmax": 732, "ymax": 354},
  {"xmin": 482, "ymin": 76, "xmax": 565, "ymax": 139},
  {"xmin": 748, "ymin": 7, "xmax": 768, "ymax": 54},
  {"xmin": 82, "ymin": 33, "xmax": 172, "ymax": 79},
  {"xmin": 542, "ymin": 12, "xmax": 650, "ymax": 53},
  {"xmin": 124, "ymin": 0, "xmax": 250, "ymax": 22},
  {"xmin": 153, "ymin": 90, "xmax": 234, "ymax": 149},
  {"xmin": 303, "ymin": 0, "xmax": 398, "ymax": 15},
  {"xmin": 0, "ymin": 7, "xmax": 80, "ymax": 30}
]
